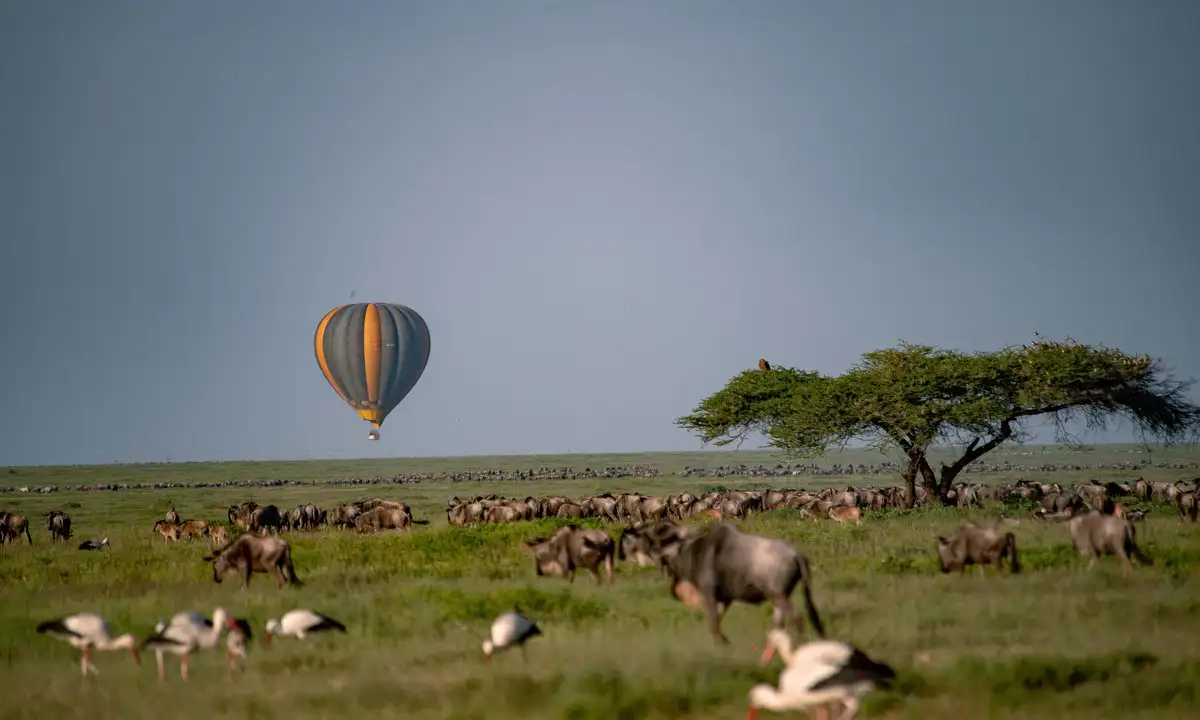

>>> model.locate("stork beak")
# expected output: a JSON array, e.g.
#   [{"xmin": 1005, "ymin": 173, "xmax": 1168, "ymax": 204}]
[
  {"xmin": 131, "ymin": 648, "xmax": 141, "ymax": 665},
  {"xmin": 759, "ymin": 644, "xmax": 776, "ymax": 665}
]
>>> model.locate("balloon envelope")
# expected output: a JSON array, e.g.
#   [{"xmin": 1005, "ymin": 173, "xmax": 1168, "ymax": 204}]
[{"xmin": 314, "ymin": 303, "xmax": 431, "ymax": 430}]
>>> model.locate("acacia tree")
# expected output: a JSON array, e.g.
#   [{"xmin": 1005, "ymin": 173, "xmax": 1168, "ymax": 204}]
[{"xmin": 675, "ymin": 339, "xmax": 1200, "ymax": 506}]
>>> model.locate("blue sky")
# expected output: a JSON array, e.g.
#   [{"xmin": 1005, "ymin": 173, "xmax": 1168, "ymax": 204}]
[{"xmin": 2, "ymin": 1, "xmax": 1197, "ymax": 466}]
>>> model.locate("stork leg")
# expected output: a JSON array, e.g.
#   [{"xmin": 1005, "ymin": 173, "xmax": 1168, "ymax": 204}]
[
  {"xmin": 80, "ymin": 646, "xmax": 91, "ymax": 677},
  {"xmin": 180, "ymin": 652, "xmax": 189, "ymax": 681},
  {"xmin": 155, "ymin": 650, "xmax": 165, "ymax": 681},
  {"xmin": 834, "ymin": 697, "xmax": 860, "ymax": 720}
]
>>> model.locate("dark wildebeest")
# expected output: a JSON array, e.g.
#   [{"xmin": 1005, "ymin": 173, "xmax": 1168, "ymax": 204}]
[
  {"xmin": 203, "ymin": 534, "xmax": 300, "ymax": 588},
  {"xmin": 249, "ymin": 505, "xmax": 282, "ymax": 535},
  {"xmin": 935, "ymin": 523, "xmax": 1020, "ymax": 575},
  {"xmin": 1, "ymin": 512, "xmax": 33, "ymax": 546},
  {"xmin": 617, "ymin": 520, "xmax": 699, "ymax": 577},
  {"xmin": 664, "ymin": 523, "xmax": 825, "ymax": 645},
  {"xmin": 46, "ymin": 511, "xmax": 72, "ymax": 543},
  {"xmin": 355, "ymin": 506, "xmax": 412, "ymax": 533},
  {"xmin": 1067, "ymin": 510, "xmax": 1152, "ymax": 578},
  {"xmin": 524, "ymin": 525, "xmax": 615, "ymax": 584}
]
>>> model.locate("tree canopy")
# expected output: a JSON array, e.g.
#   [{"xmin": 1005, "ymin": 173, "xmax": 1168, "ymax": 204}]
[{"xmin": 675, "ymin": 339, "xmax": 1200, "ymax": 504}]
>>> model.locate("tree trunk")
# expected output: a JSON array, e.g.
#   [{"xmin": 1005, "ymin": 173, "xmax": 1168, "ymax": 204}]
[{"xmin": 900, "ymin": 456, "xmax": 919, "ymax": 509}]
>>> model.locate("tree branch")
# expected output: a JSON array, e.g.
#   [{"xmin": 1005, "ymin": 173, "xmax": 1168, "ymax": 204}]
[{"xmin": 941, "ymin": 420, "xmax": 1014, "ymax": 478}]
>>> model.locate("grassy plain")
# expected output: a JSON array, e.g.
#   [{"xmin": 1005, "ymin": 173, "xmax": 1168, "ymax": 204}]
[{"xmin": 2, "ymin": 445, "xmax": 1199, "ymax": 719}]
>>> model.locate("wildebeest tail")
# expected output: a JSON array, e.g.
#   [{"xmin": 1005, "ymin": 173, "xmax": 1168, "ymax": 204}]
[
  {"xmin": 796, "ymin": 554, "xmax": 825, "ymax": 637},
  {"xmin": 1129, "ymin": 537, "xmax": 1153, "ymax": 566},
  {"xmin": 1005, "ymin": 532, "xmax": 1020, "ymax": 574}
]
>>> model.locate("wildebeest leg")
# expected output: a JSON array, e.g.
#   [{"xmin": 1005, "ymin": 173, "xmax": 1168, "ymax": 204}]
[
  {"xmin": 771, "ymin": 596, "xmax": 798, "ymax": 632},
  {"xmin": 705, "ymin": 596, "xmax": 730, "ymax": 644},
  {"xmin": 243, "ymin": 563, "xmax": 253, "ymax": 588}
]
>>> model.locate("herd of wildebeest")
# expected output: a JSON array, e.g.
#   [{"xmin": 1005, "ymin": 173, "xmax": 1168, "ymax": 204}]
[
  {"xmin": 3, "ymin": 466, "xmax": 1200, "ymax": 720},
  {"xmin": 5, "ymin": 473, "xmax": 1197, "ymax": 603}
]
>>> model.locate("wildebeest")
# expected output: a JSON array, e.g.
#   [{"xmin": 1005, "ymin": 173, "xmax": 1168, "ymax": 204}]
[
  {"xmin": 203, "ymin": 534, "xmax": 300, "ymax": 588},
  {"xmin": 935, "ymin": 522, "xmax": 1020, "ymax": 575},
  {"xmin": 355, "ymin": 506, "xmax": 412, "ymax": 533},
  {"xmin": 227, "ymin": 502, "xmax": 260, "ymax": 529},
  {"xmin": 664, "ymin": 523, "xmax": 825, "ymax": 645},
  {"xmin": 1178, "ymin": 491, "xmax": 1198, "ymax": 523},
  {"xmin": 46, "ymin": 511, "xmax": 72, "ymax": 543},
  {"xmin": 208, "ymin": 524, "xmax": 229, "ymax": 546},
  {"xmin": 524, "ymin": 525, "xmax": 615, "ymax": 584},
  {"xmin": 178, "ymin": 519, "xmax": 210, "ymax": 541},
  {"xmin": 617, "ymin": 520, "xmax": 698, "ymax": 577},
  {"xmin": 1066, "ymin": 510, "xmax": 1152, "ymax": 578},
  {"xmin": 249, "ymin": 505, "xmax": 282, "ymax": 535},
  {"xmin": 0, "ymin": 511, "xmax": 33, "ymax": 546},
  {"xmin": 153, "ymin": 520, "xmax": 181, "ymax": 543}
]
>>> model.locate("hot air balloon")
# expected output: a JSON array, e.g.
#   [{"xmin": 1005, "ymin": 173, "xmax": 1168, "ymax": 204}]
[{"xmin": 314, "ymin": 303, "xmax": 431, "ymax": 440}]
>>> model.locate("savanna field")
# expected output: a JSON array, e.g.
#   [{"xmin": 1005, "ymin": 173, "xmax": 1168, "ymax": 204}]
[{"xmin": 2, "ymin": 446, "xmax": 1200, "ymax": 720}]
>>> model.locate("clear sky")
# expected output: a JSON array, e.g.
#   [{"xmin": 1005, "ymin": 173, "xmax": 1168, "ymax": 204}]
[{"xmin": 2, "ymin": 1, "xmax": 1197, "ymax": 466}]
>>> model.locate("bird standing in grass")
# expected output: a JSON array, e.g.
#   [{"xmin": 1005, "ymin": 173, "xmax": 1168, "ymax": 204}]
[
  {"xmin": 225, "ymin": 617, "xmax": 253, "ymax": 673},
  {"xmin": 36, "ymin": 613, "xmax": 140, "ymax": 676},
  {"xmin": 263, "ymin": 609, "xmax": 347, "ymax": 645},
  {"xmin": 750, "ymin": 632, "xmax": 896, "ymax": 720},
  {"xmin": 77, "ymin": 538, "xmax": 109, "ymax": 551},
  {"xmin": 482, "ymin": 608, "xmax": 541, "ymax": 661}
]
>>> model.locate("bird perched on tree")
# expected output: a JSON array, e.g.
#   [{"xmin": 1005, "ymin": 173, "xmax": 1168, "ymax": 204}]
[{"xmin": 758, "ymin": 359, "xmax": 771, "ymax": 371}]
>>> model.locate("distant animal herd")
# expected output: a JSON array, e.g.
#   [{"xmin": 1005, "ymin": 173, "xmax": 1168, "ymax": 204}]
[{"xmin": 4, "ymin": 472, "xmax": 1198, "ymax": 718}]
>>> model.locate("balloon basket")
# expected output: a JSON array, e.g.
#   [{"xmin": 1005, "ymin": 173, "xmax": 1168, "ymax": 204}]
[{"xmin": 367, "ymin": 430, "xmax": 380, "ymax": 441}]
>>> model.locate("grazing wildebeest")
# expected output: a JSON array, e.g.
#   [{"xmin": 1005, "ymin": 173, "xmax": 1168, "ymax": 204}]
[
  {"xmin": 46, "ymin": 511, "xmax": 72, "ymax": 543},
  {"xmin": 355, "ymin": 506, "xmax": 412, "ymax": 533},
  {"xmin": 1, "ymin": 511, "xmax": 33, "ymax": 546},
  {"xmin": 203, "ymin": 534, "xmax": 300, "ymax": 588},
  {"xmin": 935, "ymin": 523, "xmax": 1020, "ymax": 575},
  {"xmin": 1067, "ymin": 510, "xmax": 1152, "ymax": 578},
  {"xmin": 617, "ymin": 520, "xmax": 699, "ymax": 577},
  {"xmin": 524, "ymin": 525, "xmax": 615, "ymax": 584},
  {"xmin": 664, "ymin": 523, "xmax": 825, "ymax": 645}
]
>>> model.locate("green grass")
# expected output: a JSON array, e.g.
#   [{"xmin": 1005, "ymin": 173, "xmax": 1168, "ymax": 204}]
[{"xmin": 2, "ymin": 446, "xmax": 1200, "ymax": 719}]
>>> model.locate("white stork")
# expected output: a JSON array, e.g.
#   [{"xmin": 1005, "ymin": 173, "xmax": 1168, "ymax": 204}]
[
  {"xmin": 36, "ymin": 613, "xmax": 140, "ymax": 676},
  {"xmin": 481, "ymin": 609, "xmax": 541, "ymax": 661},
  {"xmin": 263, "ymin": 609, "xmax": 346, "ymax": 645},
  {"xmin": 140, "ymin": 608, "xmax": 228, "ymax": 681},
  {"xmin": 225, "ymin": 617, "xmax": 253, "ymax": 672},
  {"xmin": 749, "ymin": 631, "xmax": 896, "ymax": 720}
]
